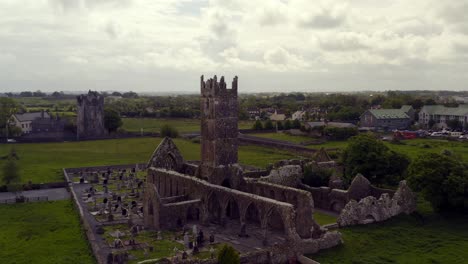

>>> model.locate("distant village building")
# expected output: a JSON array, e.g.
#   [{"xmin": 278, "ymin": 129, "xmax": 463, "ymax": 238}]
[
  {"xmin": 292, "ymin": 110, "xmax": 306, "ymax": 121},
  {"xmin": 269, "ymin": 109, "xmax": 286, "ymax": 121},
  {"xmin": 247, "ymin": 107, "xmax": 260, "ymax": 119},
  {"xmin": 419, "ymin": 105, "xmax": 468, "ymax": 129},
  {"xmin": 360, "ymin": 106, "xmax": 413, "ymax": 130},
  {"xmin": 10, "ymin": 111, "xmax": 50, "ymax": 134}
]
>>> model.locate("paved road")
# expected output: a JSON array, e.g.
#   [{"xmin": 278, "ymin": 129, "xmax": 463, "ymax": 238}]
[{"xmin": 0, "ymin": 188, "xmax": 70, "ymax": 202}]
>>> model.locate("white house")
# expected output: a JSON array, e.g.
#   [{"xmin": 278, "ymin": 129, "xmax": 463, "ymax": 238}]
[
  {"xmin": 419, "ymin": 105, "xmax": 468, "ymax": 129},
  {"xmin": 10, "ymin": 112, "xmax": 50, "ymax": 134},
  {"xmin": 292, "ymin": 110, "xmax": 306, "ymax": 121}
]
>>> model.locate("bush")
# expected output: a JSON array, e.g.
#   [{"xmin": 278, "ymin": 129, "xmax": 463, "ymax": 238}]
[
  {"xmin": 277, "ymin": 121, "xmax": 284, "ymax": 130},
  {"xmin": 303, "ymin": 163, "xmax": 334, "ymax": 187},
  {"xmin": 253, "ymin": 120, "xmax": 263, "ymax": 130},
  {"xmin": 292, "ymin": 119, "xmax": 301, "ymax": 129},
  {"xmin": 323, "ymin": 127, "xmax": 358, "ymax": 140},
  {"xmin": 160, "ymin": 124, "xmax": 179, "ymax": 138},
  {"xmin": 264, "ymin": 120, "xmax": 274, "ymax": 130},
  {"xmin": 284, "ymin": 120, "xmax": 292, "ymax": 130},
  {"xmin": 218, "ymin": 244, "xmax": 240, "ymax": 264},
  {"xmin": 407, "ymin": 153, "xmax": 467, "ymax": 213}
]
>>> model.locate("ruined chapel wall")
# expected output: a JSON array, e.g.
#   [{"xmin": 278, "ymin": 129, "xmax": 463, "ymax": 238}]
[{"xmin": 245, "ymin": 179, "xmax": 315, "ymax": 238}]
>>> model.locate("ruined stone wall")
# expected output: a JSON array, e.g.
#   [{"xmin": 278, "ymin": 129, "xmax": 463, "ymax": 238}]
[
  {"xmin": 302, "ymin": 174, "xmax": 396, "ymax": 213},
  {"xmin": 145, "ymin": 168, "xmax": 302, "ymax": 242},
  {"xmin": 244, "ymin": 178, "xmax": 315, "ymax": 239},
  {"xmin": 337, "ymin": 181, "xmax": 416, "ymax": 227},
  {"xmin": 76, "ymin": 90, "xmax": 107, "ymax": 138}
]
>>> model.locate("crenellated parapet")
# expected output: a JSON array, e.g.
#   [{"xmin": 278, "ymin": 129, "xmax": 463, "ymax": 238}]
[{"xmin": 200, "ymin": 75, "xmax": 238, "ymax": 98}]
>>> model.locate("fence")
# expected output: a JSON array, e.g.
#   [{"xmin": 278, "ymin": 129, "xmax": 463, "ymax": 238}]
[{"xmin": 0, "ymin": 195, "xmax": 48, "ymax": 204}]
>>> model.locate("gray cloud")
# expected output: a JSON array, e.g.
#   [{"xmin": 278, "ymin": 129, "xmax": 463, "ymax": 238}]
[{"xmin": 297, "ymin": 6, "xmax": 346, "ymax": 29}]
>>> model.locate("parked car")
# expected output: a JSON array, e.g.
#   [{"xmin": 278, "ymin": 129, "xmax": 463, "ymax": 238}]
[{"xmin": 7, "ymin": 138, "xmax": 16, "ymax": 143}]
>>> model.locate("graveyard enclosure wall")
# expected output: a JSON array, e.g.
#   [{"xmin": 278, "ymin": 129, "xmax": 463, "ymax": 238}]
[{"xmin": 144, "ymin": 168, "xmax": 302, "ymax": 242}]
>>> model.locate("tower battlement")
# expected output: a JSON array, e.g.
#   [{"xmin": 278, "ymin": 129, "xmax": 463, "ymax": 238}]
[{"xmin": 201, "ymin": 75, "xmax": 238, "ymax": 97}]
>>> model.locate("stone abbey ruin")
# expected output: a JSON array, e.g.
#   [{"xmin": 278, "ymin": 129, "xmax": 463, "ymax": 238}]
[{"xmin": 142, "ymin": 75, "xmax": 417, "ymax": 263}]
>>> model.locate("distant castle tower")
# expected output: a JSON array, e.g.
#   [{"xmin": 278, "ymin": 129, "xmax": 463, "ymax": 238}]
[
  {"xmin": 199, "ymin": 75, "xmax": 239, "ymax": 185},
  {"xmin": 76, "ymin": 90, "xmax": 107, "ymax": 139}
]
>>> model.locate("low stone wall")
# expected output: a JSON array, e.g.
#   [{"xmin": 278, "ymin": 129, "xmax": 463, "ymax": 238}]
[{"xmin": 63, "ymin": 168, "xmax": 103, "ymax": 264}]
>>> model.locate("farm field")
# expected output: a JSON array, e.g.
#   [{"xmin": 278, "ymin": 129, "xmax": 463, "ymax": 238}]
[
  {"xmin": 0, "ymin": 200, "xmax": 95, "ymax": 264},
  {"xmin": 122, "ymin": 118, "xmax": 254, "ymax": 133},
  {"xmin": 0, "ymin": 137, "xmax": 295, "ymax": 184},
  {"xmin": 252, "ymin": 133, "xmax": 468, "ymax": 161}
]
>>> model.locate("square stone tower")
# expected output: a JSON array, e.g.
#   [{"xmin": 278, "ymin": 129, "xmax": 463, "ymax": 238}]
[
  {"xmin": 199, "ymin": 75, "xmax": 239, "ymax": 184},
  {"xmin": 76, "ymin": 90, "xmax": 107, "ymax": 139}
]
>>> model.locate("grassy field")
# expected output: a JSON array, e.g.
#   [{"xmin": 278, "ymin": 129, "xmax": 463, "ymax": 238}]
[
  {"xmin": 253, "ymin": 133, "xmax": 468, "ymax": 161},
  {"xmin": 0, "ymin": 200, "xmax": 95, "ymax": 264},
  {"xmin": 314, "ymin": 211, "xmax": 337, "ymax": 226},
  {"xmin": 0, "ymin": 137, "xmax": 295, "ymax": 184},
  {"xmin": 122, "ymin": 118, "xmax": 254, "ymax": 133},
  {"xmin": 252, "ymin": 132, "xmax": 313, "ymax": 144},
  {"xmin": 312, "ymin": 199, "xmax": 468, "ymax": 264}
]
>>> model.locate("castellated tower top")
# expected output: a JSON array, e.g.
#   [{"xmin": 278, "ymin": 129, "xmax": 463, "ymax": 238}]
[{"xmin": 201, "ymin": 75, "xmax": 238, "ymax": 97}]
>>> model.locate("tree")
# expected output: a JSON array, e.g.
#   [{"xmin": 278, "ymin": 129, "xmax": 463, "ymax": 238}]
[
  {"xmin": 253, "ymin": 120, "xmax": 263, "ymax": 130},
  {"xmin": 292, "ymin": 119, "xmax": 301, "ymax": 129},
  {"xmin": 284, "ymin": 119, "xmax": 292, "ymax": 130},
  {"xmin": 323, "ymin": 127, "xmax": 358, "ymax": 140},
  {"xmin": 0, "ymin": 97, "xmax": 18, "ymax": 136},
  {"xmin": 160, "ymin": 124, "xmax": 179, "ymax": 138},
  {"xmin": 407, "ymin": 153, "xmax": 467, "ymax": 213},
  {"xmin": 342, "ymin": 134, "xmax": 410, "ymax": 185},
  {"xmin": 277, "ymin": 121, "xmax": 284, "ymax": 130},
  {"xmin": 264, "ymin": 120, "xmax": 274, "ymax": 130},
  {"xmin": 218, "ymin": 244, "xmax": 240, "ymax": 264},
  {"xmin": 447, "ymin": 119, "xmax": 462, "ymax": 130},
  {"xmin": 2, "ymin": 158, "xmax": 20, "ymax": 186},
  {"xmin": 104, "ymin": 109, "xmax": 123, "ymax": 133},
  {"xmin": 303, "ymin": 163, "xmax": 334, "ymax": 187}
]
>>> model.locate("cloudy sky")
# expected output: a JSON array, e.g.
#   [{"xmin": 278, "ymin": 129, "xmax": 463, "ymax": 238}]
[{"xmin": 0, "ymin": 0, "xmax": 467, "ymax": 93}]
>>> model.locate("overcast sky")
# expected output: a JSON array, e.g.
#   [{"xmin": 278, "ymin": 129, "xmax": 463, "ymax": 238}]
[{"xmin": 0, "ymin": 0, "xmax": 467, "ymax": 93}]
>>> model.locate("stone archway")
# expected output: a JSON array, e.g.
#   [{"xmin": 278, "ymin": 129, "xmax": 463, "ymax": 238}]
[
  {"xmin": 207, "ymin": 192, "xmax": 222, "ymax": 224},
  {"xmin": 245, "ymin": 202, "xmax": 261, "ymax": 225},
  {"xmin": 267, "ymin": 207, "xmax": 285, "ymax": 231},
  {"xmin": 187, "ymin": 205, "xmax": 200, "ymax": 221},
  {"xmin": 221, "ymin": 178, "xmax": 231, "ymax": 188},
  {"xmin": 226, "ymin": 198, "xmax": 240, "ymax": 220}
]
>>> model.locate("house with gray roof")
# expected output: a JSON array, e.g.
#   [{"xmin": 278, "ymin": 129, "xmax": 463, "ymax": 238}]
[
  {"xmin": 360, "ymin": 106, "xmax": 412, "ymax": 130},
  {"xmin": 10, "ymin": 111, "xmax": 50, "ymax": 134},
  {"xmin": 419, "ymin": 105, "xmax": 468, "ymax": 129}
]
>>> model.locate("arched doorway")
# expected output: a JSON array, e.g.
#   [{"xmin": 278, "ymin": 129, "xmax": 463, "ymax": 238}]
[
  {"xmin": 187, "ymin": 206, "xmax": 200, "ymax": 221},
  {"xmin": 245, "ymin": 202, "xmax": 260, "ymax": 225},
  {"xmin": 207, "ymin": 192, "xmax": 222, "ymax": 224},
  {"xmin": 226, "ymin": 199, "xmax": 240, "ymax": 220}
]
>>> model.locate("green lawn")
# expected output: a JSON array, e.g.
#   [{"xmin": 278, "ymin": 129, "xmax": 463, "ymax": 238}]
[
  {"xmin": 122, "ymin": 118, "xmax": 254, "ymax": 133},
  {"xmin": 314, "ymin": 211, "xmax": 337, "ymax": 226},
  {"xmin": 312, "ymin": 214, "xmax": 468, "ymax": 264},
  {"xmin": 0, "ymin": 137, "xmax": 295, "ymax": 184},
  {"xmin": 0, "ymin": 200, "xmax": 95, "ymax": 264},
  {"xmin": 252, "ymin": 132, "xmax": 313, "ymax": 144}
]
